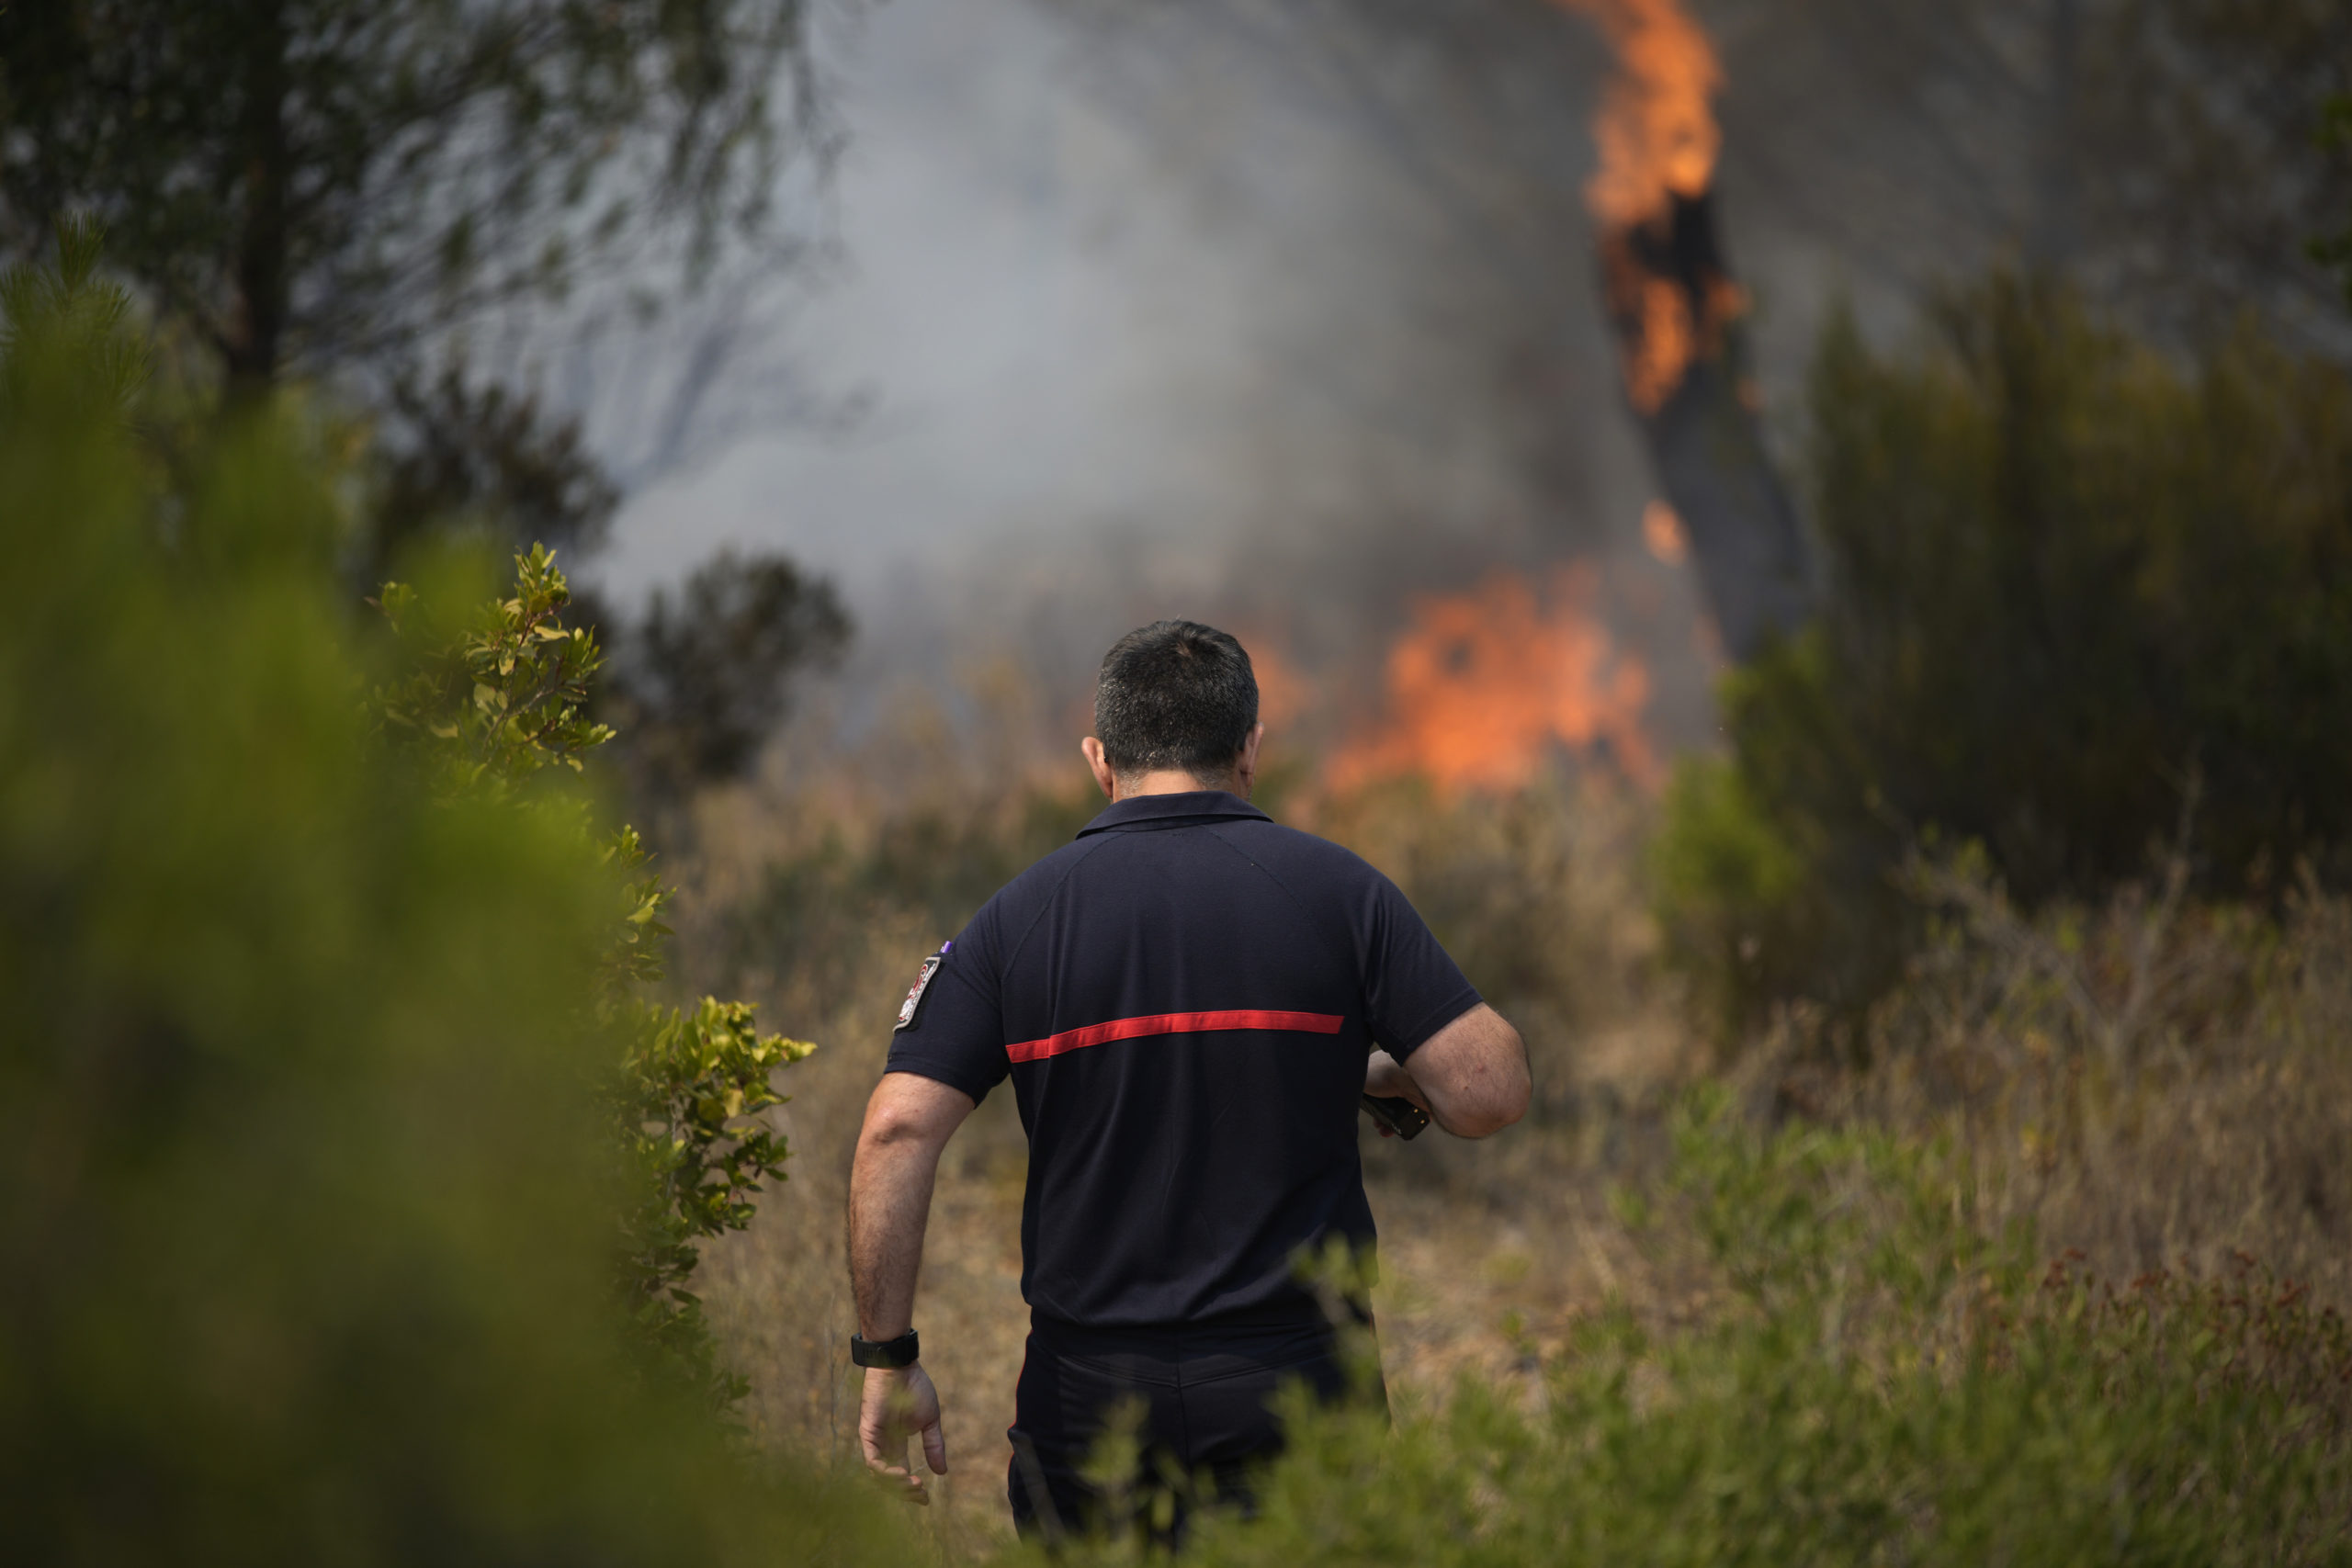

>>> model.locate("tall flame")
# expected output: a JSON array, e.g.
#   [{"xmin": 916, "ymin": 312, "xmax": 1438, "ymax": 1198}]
[
  {"xmin": 1558, "ymin": 0, "xmax": 1723, "ymax": 227},
  {"xmin": 1329, "ymin": 566, "xmax": 1658, "ymax": 795},
  {"xmin": 1556, "ymin": 0, "xmax": 1742, "ymax": 413},
  {"xmin": 1642, "ymin": 498, "xmax": 1689, "ymax": 564}
]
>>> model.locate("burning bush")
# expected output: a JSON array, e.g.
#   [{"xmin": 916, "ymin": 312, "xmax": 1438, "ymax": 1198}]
[{"xmin": 1658, "ymin": 271, "xmax": 2352, "ymax": 1035}]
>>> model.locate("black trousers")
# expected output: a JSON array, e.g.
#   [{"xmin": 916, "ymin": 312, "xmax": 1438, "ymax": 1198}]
[{"xmin": 1006, "ymin": 1309, "xmax": 1379, "ymax": 1545}]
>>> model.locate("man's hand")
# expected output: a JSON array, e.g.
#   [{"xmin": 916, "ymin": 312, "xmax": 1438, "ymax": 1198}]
[
  {"xmin": 1363, "ymin": 1049, "xmax": 1430, "ymax": 1135},
  {"xmin": 860, "ymin": 1364, "xmax": 948, "ymax": 1503},
  {"xmin": 846, "ymin": 1070, "xmax": 972, "ymax": 1504}
]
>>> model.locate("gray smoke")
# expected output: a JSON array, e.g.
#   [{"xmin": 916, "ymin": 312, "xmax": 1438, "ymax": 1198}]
[{"xmin": 588, "ymin": 0, "xmax": 2133, "ymax": 779}]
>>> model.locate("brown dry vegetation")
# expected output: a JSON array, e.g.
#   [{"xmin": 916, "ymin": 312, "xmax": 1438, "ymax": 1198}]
[{"xmin": 670, "ymin": 752, "xmax": 2352, "ymax": 1551}]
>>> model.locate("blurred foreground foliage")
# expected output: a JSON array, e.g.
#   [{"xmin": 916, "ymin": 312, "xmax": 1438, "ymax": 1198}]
[
  {"xmin": 1658, "ymin": 272, "xmax": 2352, "ymax": 1035},
  {"xmin": 373, "ymin": 540, "xmax": 818, "ymax": 1409},
  {"xmin": 0, "ymin": 237, "xmax": 908, "ymax": 1559},
  {"xmin": 1029, "ymin": 1090, "xmax": 2352, "ymax": 1566}
]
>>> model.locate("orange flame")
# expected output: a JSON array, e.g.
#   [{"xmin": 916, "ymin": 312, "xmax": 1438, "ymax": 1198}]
[
  {"xmin": 1555, "ymin": 0, "xmax": 1742, "ymax": 413},
  {"xmin": 1325, "ymin": 2, "xmax": 1726, "ymax": 798},
  {"xmin": 1642, "ymin": 499, "xmax": 1689, "ymax": 564},
  {"xmin": 1329, "ymin": 565, "xmax": 1658, "ymax": 795},
  {"xmin": 1556, "ymin": 0, "xmax": 1723, "ymax": 228}
]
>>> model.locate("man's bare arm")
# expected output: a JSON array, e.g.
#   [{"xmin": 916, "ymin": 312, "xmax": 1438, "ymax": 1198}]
[
  {"xmin": 1363, "ymin": 1003, "xmax": 1530, "ymax": 1138},
  {"xmin": 847, "ymin": 1070, "xmax": 974, "ymax": 1501}
]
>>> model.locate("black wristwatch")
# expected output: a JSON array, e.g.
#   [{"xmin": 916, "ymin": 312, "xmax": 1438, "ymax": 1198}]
[{"xmin": 850, "ymin": 1328, "xmax": 921, "ymax": 1369}]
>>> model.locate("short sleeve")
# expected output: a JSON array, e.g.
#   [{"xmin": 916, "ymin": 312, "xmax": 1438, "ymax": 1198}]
[
  {"xmin": 1361, "ymin": 873, "xmax": 1483, "ymax": 1059},
  {"xmin": 882, "ymin": 908, "xmax": 1011, "ymax": 1104}
]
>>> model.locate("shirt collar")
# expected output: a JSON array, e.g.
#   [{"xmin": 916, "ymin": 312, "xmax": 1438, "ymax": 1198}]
[{"xmin": 1075, "ymin": 789, "xmax": 1272, "ymax": 837}]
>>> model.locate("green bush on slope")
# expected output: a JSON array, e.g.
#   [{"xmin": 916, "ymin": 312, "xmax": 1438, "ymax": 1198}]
[
  {"xmin": 1658, "ymin": 273, "xmax": 2352, "ymax": 1033},
  {"xmin": 0, "ymin": 234, "xmax": 907, "ymax": 1562}
]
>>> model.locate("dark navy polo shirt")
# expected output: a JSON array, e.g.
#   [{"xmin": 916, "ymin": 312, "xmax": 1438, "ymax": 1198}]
[{"xmin": 884, "ymin": 790, "xmax": 1481, "ymax": 1329}]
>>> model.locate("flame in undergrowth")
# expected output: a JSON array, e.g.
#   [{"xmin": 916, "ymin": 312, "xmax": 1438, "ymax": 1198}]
[
  {"xmin": 1329, "ymin": 566, "xmax": 1659, "ymax": 795},
  {"xmin": 1555, "ymin": 0, "xmax": 1744, "ymax": 412}
]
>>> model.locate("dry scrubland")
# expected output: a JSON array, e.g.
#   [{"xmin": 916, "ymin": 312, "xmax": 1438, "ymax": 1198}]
[
  {"xmin": 668, "ymin": 755, "xmax": 2352, "ymax": 1551},
  {"xmin": 17, "ymin": 194, "xmax": 2349, "ymax": 1560}
]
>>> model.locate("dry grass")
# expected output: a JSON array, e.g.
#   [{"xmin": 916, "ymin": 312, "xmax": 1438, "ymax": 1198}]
[
  {"xmin": 675, "ymin": 762, "xmax": 2352, "ymax": 1551},
  {"xmin": 1781, "ymin": 858, "xmax": 2352, "ymax": 1308}
]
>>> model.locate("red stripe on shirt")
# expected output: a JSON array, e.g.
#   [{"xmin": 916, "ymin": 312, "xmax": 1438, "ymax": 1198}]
[{"xmin": 1006, "ymin": 1009, "xmax": 1344, "ymax": 1064}]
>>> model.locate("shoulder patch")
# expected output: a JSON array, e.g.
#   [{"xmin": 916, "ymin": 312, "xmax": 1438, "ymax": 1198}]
[{"xmin": 894, "ymin": 942, "xmax": 950, "ymax": 1032}]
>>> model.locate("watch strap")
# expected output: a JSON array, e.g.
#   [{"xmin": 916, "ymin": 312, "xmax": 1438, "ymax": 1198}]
[{"xmin": 851, "ymin": 1328, "xmax": 921, "ymax": 1369}]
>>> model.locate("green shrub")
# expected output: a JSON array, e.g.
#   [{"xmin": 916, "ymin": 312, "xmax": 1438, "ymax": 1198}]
[
  {"xmin": 1658, "ymin": 273, "xmax": 2352, "ymax": 1033},
  {"xmin": 1024, "ymin": 1092, "xmax": 2352, "ymax": 1567},
  {"xmin": 373, "ymin": 541, "xmax": 818, "ymax": 1408},
  {"xmin": 0, "ymin": 236, "xmax": 906, "ymax": 1562}
]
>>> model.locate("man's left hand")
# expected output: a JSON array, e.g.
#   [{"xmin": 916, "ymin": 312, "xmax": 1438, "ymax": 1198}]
[
  {"xmin": 1363, "ymin": 1049, "xmax": 1430, "ymax": 1134},
  {"xmin": 860, "ymin": 1364, "xmax": 948, "ymax": 1504}
]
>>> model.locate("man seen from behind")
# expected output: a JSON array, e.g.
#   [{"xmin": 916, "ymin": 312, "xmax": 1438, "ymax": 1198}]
[{"xmin": 846, "ymin": 619, "xmax": 1532, "ymax": 1540}]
